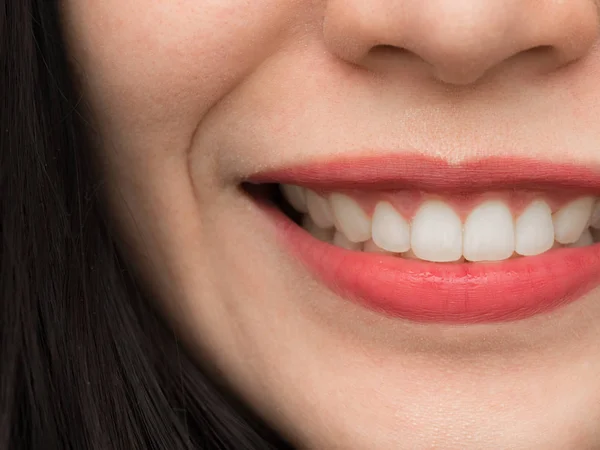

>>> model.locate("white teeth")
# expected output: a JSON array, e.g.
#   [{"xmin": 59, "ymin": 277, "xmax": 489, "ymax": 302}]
[
  {"xmin": 332, "ymin": 230, "xmax": 362, "ymax": 250},
  {"xmin": 302, "ymin": 215, "xmax": 334, "ymax": 242},
  {"xmin": 567, "ymin": 228, "xmax": 594, "ymax": 248},
  {"xmin": 292, "ymin": 187, "xmax": 598, "ymax": 260},
  {"xmin": 463, "ymin": 201, "xmax": 515, "ymax": 262},
  {"xmin": 589, "ymin": 201, "xmax": 600, "ymax": 229},
  {"xmin": 281, "ymin": 184, "xmax": 308, "ymax": 213},
  {"xmin": 329, "ymin": 193, "xmax": 372, "ymax": 243},
  {"xmin": 552, "ymin": 197, "xmax": 595, "ymax": 244},
  {"xmin": 411, "ymin": 200, "xmax": 462, "ymax": 262},
  {"xmin": 305, "ymin": 190, "xmax": 335, "ymax": 228},
  {"xmin": 371, "ymin": 201, "xmax": 411, "ymax": 253},
  {"xmin": 515, "ymin": 201, "xmax": 555, "ymax": 256}
]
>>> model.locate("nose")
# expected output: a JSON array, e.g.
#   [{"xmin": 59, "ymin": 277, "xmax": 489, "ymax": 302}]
[{"xmin": 323, "ymin": 0, "xmax": 600, "ymax": 85}]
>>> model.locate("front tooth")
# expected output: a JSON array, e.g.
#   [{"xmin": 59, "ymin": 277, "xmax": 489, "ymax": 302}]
[
  {"xmin": 515, "ymin": 200, "xmax": 554, "ymax": 256},
  {"xmin": 329, "ymin": 193, "xmax": 372, "ymax": 243},
  {"xmin": 553, "ymin": 197, "xmax": 595, "ymax": 244},
  {"xmin": 463, "ymin": 201, "xmax": 515, "ymax": 262},
  {"xmin": 567, "ymin": 228, "xmax": 594, "ymax": 248},
  {"xmin": 371, "ymin": 201, "xmax": 411, "ymax": 253},
  {"xmin": 305, "ymin": 190, "xmax": 335, "ymax": 228},
  {"xmin": 280, "ymin": 184, "xmax": 308, "ymax": 213},
  {"xmin": 411, "ymin": 200, "xmax": 462, "ymax": 262},
  {"xmin": 332, "ymin": 230, "xmax": 362, "ymax": 250},
  {"xmin": 302, "ymin": 215, "xmax": 334, "ymax": 242}
]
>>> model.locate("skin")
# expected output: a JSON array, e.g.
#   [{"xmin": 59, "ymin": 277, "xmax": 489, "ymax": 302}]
[{"xmin": 60, "ymin": 1, "xmax": 600, "ymax": 448}]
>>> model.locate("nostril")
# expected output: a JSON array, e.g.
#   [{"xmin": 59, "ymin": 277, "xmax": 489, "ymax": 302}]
[
  {"xmin": 371, "ymin": 44, "xmax": 407, "ymax": 54},
  {"xmin": 369, "ymin": 44, "xmax": 416, "ymax": 60},
  {"xmin": 528, "ymin": 45, "xmax": 553, "ymax": 53},
  {"xmin": 361, "ymin": 44, "xmax": 425, "ymax": 74},
  {"xmin": 520, "ymin": 44, "xmax": 555, "ymax": 60},
  {"xmin": 507, "ymin": 44, "xmax": 567, "ymax": 75}
]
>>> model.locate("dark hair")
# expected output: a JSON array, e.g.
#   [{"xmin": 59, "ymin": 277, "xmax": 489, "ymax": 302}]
[{"xmin": 1, "ymin": 1, "xmax": 294, "ymax": 448}]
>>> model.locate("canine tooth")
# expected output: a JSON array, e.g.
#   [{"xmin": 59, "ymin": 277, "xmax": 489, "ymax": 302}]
[
  {"xmin": 411, "ymin": 201, "xmax": 462, "ymax": 262},
  {"xmin": 463, "ymin": 201, "xmax": 514, "ymax": 262},
  {"xmin": 589, "ymin": 200, "xmax": 600, "ymax": 229},
  {"xmin": 332, "ymin": 230, "xmax": 362, "ymax": 250},
  {"xmin": 329, "ymin": 193, "xmax": 371, "ymax": 243},
  {"xmin": 401, "ymin": 249, "xmax": 418, "ymax": 259},
  {"xmin": 567, "ymin": 228, "xmax": 594, "ymax": 248},
  {"xmin": 363, "ymin": 239, "xmax": 394, "ymax": 254},
  {"xmin": 280, "ymin": 184, "xmax": 308, "ymax": 213},
  {"xmin": 515, "ymin": 201, "xmax": 554, "ymax": 256},
  {"xmin": 553, "ymin": 197, "xmax": 595, "ymax": 244},
  {"xmin": 305, "ymin": 190, "xmax": 335, "ymax": 228},
  {"xmin": 302, "ymin": 215, "xmax": 334, "ymax": 242},
  {"xmin": 371, "ymin": 202, "xmax": 411, "ymax": 253}
]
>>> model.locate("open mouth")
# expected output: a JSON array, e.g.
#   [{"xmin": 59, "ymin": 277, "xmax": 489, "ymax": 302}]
[{"xmin": 243, "ymin": 155, "xmax": 600, "ymax": 324}]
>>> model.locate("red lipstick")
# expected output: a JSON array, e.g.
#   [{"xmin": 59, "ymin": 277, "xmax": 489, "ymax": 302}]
[
  {"xmin": 250, "ymin": 155, "xmax": 600, "ymax": 192},
  {"xmin": 250, "ymin": 156, "xmax": 600, "ymax": 323}
]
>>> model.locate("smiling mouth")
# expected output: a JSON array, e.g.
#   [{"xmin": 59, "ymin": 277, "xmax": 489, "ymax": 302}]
[{"xmin": 244, "ymin": 155, "xmax": 600, "ymax": 324}]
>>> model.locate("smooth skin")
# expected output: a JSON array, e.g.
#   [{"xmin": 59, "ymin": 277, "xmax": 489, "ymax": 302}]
[{"xmin": 61, "ymin": 1, "xmax": 600, "ymax": 448}]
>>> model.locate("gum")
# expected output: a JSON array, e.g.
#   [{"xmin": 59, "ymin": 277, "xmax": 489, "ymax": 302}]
[{"xmin": 313, "ymin": 188, "xmax": 592, "ymax": 222}]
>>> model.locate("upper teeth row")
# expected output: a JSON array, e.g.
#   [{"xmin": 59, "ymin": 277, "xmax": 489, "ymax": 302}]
[{"xmin": 281, "ymin": 184, "xmax": 600, "ymax": 262}]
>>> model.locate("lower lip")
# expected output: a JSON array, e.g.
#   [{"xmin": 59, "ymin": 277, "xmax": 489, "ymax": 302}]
[{"xmin": 258, "ymin": 202, "xmax": 600, "ymax": 324}]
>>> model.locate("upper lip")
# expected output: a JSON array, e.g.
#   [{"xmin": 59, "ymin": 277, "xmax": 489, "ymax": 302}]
[{"xmin": 247, "ymin": 154, "xmax": 600, "ymax": 193}]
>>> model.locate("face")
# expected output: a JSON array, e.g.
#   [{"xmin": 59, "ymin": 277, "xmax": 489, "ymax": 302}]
[{"xmin": 60, "ymin": 1, "xmax": 600, "ymax": 448}]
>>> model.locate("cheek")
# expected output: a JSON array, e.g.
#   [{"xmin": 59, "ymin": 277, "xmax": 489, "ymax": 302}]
[{"xmin": 60, "ymin": 0, "xmax": 301, "ymax": 145}]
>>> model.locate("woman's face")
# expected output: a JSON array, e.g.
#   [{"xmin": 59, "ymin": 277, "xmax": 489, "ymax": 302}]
[{"xmin": 61, "ymin": 1, "xmax": 600, "ymax": 447}]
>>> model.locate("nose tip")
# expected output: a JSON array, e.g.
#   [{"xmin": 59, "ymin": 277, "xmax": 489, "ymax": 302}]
[{"xmin": 323, "ymin": 0, "xmax": 600, "ymax": 85}]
